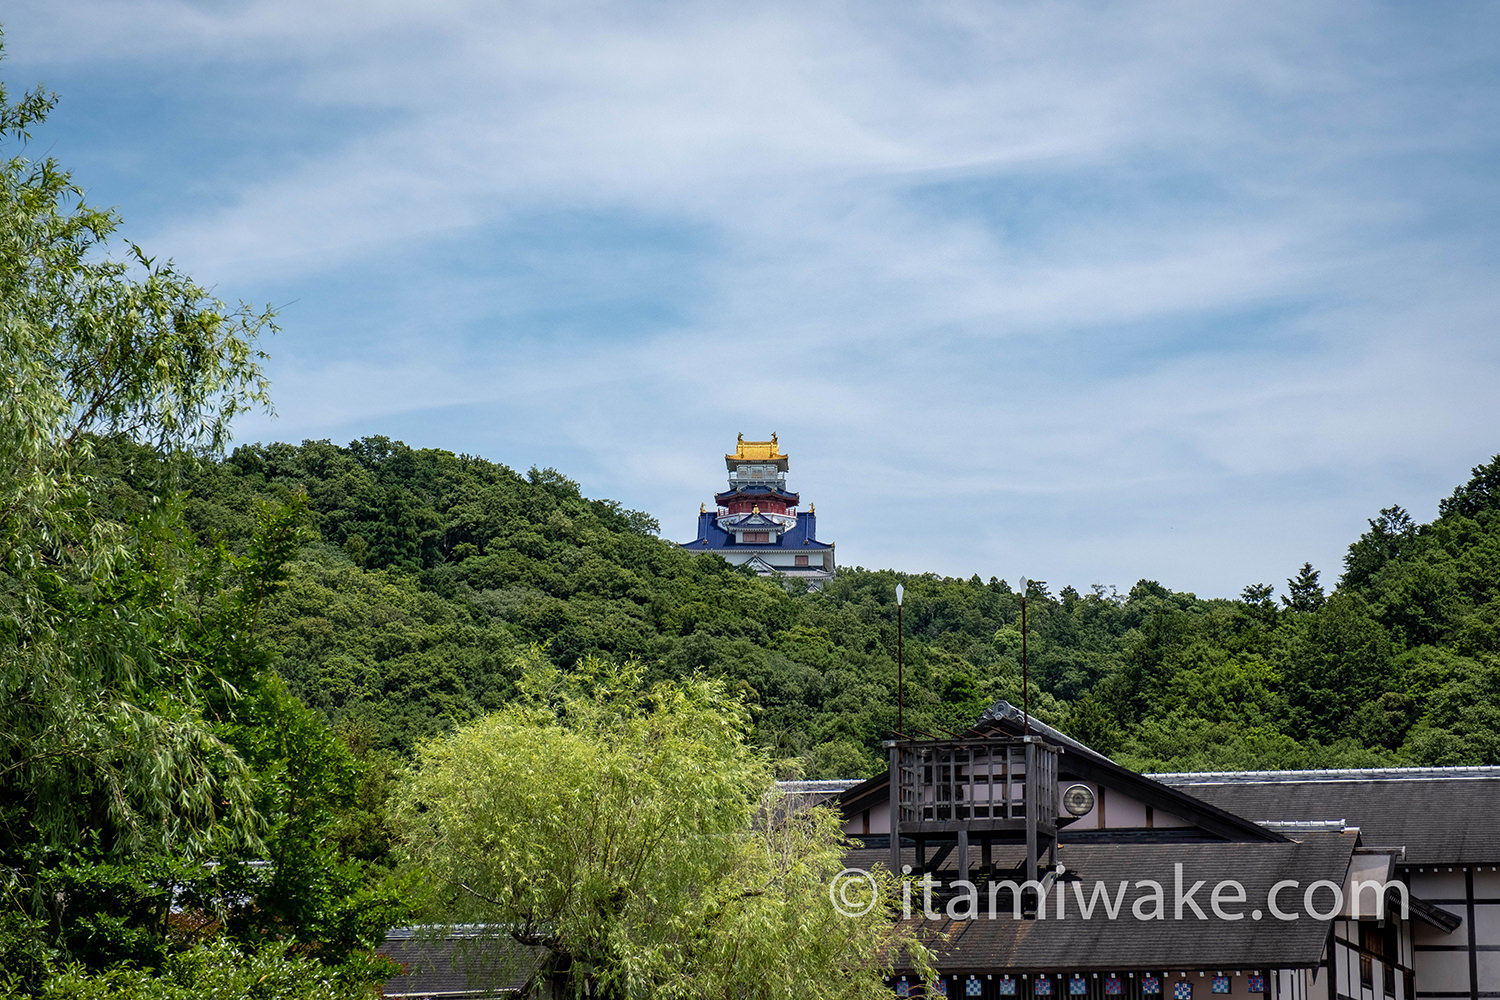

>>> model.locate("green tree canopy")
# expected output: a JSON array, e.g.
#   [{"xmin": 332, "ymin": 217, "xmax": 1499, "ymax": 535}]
[
  {"xmin": 394, "ymin": 654, "xmax": 928, "ymax": 999},
  {"xmin": 2, "ymin": 46, "xmax": 402, "ymax": 994},
  {"xmin": 2, "ymin": 55, "xmax": 277, "ymax": 965},
  {"xmin": 1, "ymin": 45, "xmax": 276, "ymax": 860},
  {"xmin": 1283, "ymin": 563, "xmax": 1326, "ymax": 614}
]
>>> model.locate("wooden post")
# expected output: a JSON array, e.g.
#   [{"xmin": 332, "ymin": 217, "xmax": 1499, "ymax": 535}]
[
  {"xmin": 1024, "ymin": 739, "xmax": 1038, "ymax": 881},
  {"xmin": 957, "ymin": 828, "xmax": 970, "ymax": 886},
  {"xmin": 888, "ymin": 743, "xmax": 901, "ymax": 877}
]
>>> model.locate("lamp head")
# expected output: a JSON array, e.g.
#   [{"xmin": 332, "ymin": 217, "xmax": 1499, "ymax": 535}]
[{"xmin": 895, "ymin": 583, "xmax": 904, "ymax": 606}]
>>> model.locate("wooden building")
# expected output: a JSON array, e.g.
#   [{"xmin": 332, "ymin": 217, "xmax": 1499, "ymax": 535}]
[
  {"xmin": 834, "ymin": 703, "xmax": 1491, "ymax": 1000},
  {"xmin": 378, "ymin": 702, "xmax": 1498, "ymax": 998}
]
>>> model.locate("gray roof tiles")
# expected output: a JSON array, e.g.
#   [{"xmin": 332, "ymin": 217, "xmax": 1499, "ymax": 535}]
[
  {"xmin": 848, "ymin": 832, "xmax": 1361, "ymax": 973},
  {"xmin": 379, "ymin": 931, "xmax": 541, "ymax": 998},
  {"xmin": 1153, "ymin": 770, "xmax": 1500, "ymax": 865}
]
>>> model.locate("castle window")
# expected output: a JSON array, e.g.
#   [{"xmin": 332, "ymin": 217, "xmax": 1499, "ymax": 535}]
[
  {"xmin": 795, "ymin": 555, "xmax": 809, "ymax": 567},
  {"xmin": 745, "ymin": 531, "xmax": 769, "ymax": 543}
]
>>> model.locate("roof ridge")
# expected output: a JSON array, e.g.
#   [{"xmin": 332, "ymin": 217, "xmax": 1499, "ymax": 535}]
[
  {"xmin": 977, "ymin": 700, "xmax": 1113, "ymax": 762},
  {"xmin": 774, "ymin": 779, "xmax": 866, "ymax": 791},
  {"xmin": 1256, "ymin": 819, "xmax": 1350, "ymax": 832},
  {"xmin": 1150, "ymin": 765, "xmax": 1500, "ymax": 783}
]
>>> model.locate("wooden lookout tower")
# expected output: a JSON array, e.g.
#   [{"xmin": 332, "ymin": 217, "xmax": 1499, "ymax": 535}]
[{"xmin": 886, "ymin": 734, "xmax": 1060, "ymax": 890}]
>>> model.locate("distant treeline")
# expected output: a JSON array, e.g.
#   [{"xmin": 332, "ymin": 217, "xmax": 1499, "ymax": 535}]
[{"xmin": 100, "ymin": 436, "xmax": 1500, "ymax": 777}]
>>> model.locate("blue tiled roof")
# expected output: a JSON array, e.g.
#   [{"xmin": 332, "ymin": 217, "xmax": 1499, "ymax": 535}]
[
  {"xmin": 723, "ymin": 512, "xmax": 780, "ymax": 527},
  {"xmin": 679, "ymin": 511, "xmax": 833, "ymax": 550},
  {"xmin": 714, "ymin": 486, "xmax": 800, "ymax": 504}
]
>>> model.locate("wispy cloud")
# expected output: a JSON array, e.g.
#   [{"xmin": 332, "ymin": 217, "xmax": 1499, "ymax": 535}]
[{"xmin": 7, "ymin": 0, "xmax": 1500, "ymax": 594}]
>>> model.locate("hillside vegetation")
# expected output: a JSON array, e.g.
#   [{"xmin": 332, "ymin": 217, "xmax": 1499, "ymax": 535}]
[{"xmin": 101, "ymin": 436, "xmax": 1500, "ymax": 777}]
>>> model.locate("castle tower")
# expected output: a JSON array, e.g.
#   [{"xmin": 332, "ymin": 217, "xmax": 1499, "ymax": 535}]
[{"xmin": 680, "ymin": 434, "xmax": 835, "ymax": 587}]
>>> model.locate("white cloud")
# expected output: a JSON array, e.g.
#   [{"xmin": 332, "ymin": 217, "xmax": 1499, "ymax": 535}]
[{"xmin": 9, "ymin": 0, "xmax": 1500, "ymax": 594}]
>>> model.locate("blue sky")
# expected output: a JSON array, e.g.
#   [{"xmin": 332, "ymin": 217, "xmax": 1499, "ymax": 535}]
[{"xmin": 6, "ymin": 2, "xmax": 1500, "ymax": 598}]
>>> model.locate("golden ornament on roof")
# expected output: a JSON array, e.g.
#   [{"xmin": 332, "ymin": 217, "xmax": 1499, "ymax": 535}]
[{"xmin": 725, "ymin": 433, "xmax": 789, "ymax": 470}]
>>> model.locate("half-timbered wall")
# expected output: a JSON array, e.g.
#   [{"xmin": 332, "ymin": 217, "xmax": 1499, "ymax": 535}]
[
  {"xmin": 1409, "ymin": 866, "xmax": 1500, "ymax": 1000},
  {"xmin": 842, "ymin": 782, "xmax": 1193, "ymax": 836}
]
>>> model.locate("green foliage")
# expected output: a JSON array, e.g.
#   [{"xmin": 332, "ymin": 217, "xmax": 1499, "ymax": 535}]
[
  {"xmin": 1343, "ymin": 505, "xmax": 1417, "ymax": 592},
  {"xmin": 100, "ymin": 429, "xmax": 1500, "ymax": 781},
  {"xmin": 394, "ymin": 655, "xmax": 929, "ymax": 999},
  {"xmin": 1439, "ymin": 454, "xmax": 1500, "ymax": 520},
  {"xmin": 1, "ymin": 55, "xmax": 272, "ymax": 980},
  {"xmin": 73, "ymin": 427, "xmax": 1477, "ymax": 785},
  {"xmin": 11, "ymin": 34, "xmax": 1500, "ymax": 999},
  {"xmin": 1283, "ymin": 563, "xmax": 1326, "ymax": 613},
  {"xmin": 1, "ymin": 52, "xmax": 274, "ymax": 867},
  {"xmin": 207, "ymin": 672, "xmax": 411, "ymax": 965},
  {"xmin": 3, "ymin": 938, "xmax": 388, "ymax": 1000},
  {"xmin": 1, "ymin": 49, "xmax": 402, "ymax": 994},
  {"xmin": 1281, "ymin": 594, "xmax": 1395, "ymax": 742}
]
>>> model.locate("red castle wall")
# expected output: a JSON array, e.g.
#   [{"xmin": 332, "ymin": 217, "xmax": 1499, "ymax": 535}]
[{"xmin": 725, "ymin": 498, "xmax": 789, "ymax": 515}]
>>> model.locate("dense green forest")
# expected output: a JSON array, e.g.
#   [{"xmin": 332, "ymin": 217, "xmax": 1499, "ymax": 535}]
[{"xmin": 101, "ymin": 434, "xmax": 1500, "ymax": 778}]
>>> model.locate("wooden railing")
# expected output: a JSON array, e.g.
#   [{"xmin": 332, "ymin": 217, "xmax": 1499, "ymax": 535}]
[{"xmin": 891, "ymin": 737, "xmax": 1058, "ymax": 836}]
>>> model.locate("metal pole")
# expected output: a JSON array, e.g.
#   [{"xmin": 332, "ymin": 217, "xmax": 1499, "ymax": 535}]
[
  {"xmin": 1021, "ymin": 589, "xmax": 1029, "ymax": 736},
  {"xmin": 897, "ymin": 599, "xmax": 904, "ymax": 736},
  {"xmin": 1024, "ymin": 740, "xmax": 1038, "ymax": 881},
  {"xmin": 888, "ymin": 743, "xmax": 901, "ymax": 876}
]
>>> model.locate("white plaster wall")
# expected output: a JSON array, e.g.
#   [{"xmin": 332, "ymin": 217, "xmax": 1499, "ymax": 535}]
[
  {"xmin": 1479, "ymin": 952, "xmax": 1500, "ymax": 989},
  {"xmin": 1105, "ymin": 794, "xmax": 1149, "ymax": 828},
  {"xmin": 1274, "ymin": 968, "xmax": 1311, "ymax": 1000},
  {"xmin": 1406, "ymin": 870, "xmax": 1466, "ymax": 899},
  {"xmin": 1049, "ymin": 785, "xmax": 1192, "ymax": 831},
  {"xmin": 1411, "ymin": 913, "xmax": 1464, "ymax": 950},
  {"xmin": 841, "ymin": 776, "xmax": 1198, "ymax": 837},
  {"xmin": 1475, "ymin": 901, "xmax": 1500, "ymax": 940},
  {"xmin": 1306, "ymin": 960, "xmax": 1332, "ymax": 1000},
  {"xmin": 1413, "ymin": 950, "xmax": 1470, "ymax": 993},
  {"xmin": 841, "ymin": 806, "xmax": 890, "ymax": 836}
]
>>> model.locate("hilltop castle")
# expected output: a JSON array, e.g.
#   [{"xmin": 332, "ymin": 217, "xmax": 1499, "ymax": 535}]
[{"xmin": 680, "ymin": 434, "xmax": 835, "ymax": 586}]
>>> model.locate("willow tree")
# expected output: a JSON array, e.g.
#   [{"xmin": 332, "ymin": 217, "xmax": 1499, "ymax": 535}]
[
  {"xmin": 394, "ymin": 655, "xmax": 928, "ymax": 1000},
  {"xmin": 0, "ymin": 47, "xmax": 279, "ymax": 978}
]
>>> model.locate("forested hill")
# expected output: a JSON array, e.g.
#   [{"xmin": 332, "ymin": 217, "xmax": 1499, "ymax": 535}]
[{"xmin": 112, "ymin": 436, "xmax": 1500, "ymax": 776}]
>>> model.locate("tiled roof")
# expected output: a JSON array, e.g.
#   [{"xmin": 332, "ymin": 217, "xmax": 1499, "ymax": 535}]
[
  {"xmin": 379, "ymin": 929, "xmax": 542, "ymax": 998},
  {"xmin": 775, "ymin": 779, "xmax": 864, "ymax": 810},
  {"xmin": 848, "ymin": 833, "xmax": 1360, "ymax": 973},
  {"xmin": 680, "ymin": 511, "xmax": 832, "ymax": 550},
  {"xmin": 974, "ymin": 701, "xmax": 1115, "ymax": 764},
  {"xmin": 1152, "ymin": 769, "xmax": 1500, "ymax": 865},
  {"xmin": 714, "ymin": 486, "xmax": 800, "ymax": 504},
  {"xmin": 776, "ymin": 779, "xmax": 867, "ymax": 793},
  {"xmin": 726, "ymin": 434, "xmax": 788, "ymax": 466}
]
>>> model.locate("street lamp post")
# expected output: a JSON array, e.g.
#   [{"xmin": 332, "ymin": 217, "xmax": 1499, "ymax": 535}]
[
  {"xmin": 895, "ymin": 583, "xmax": 905, "ymax": 737},
  {"xmin": 1018, "ymin": 577, "xmax": 1029, "ymax": 736}
]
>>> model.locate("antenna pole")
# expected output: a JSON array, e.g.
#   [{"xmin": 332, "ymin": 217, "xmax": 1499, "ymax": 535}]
[
  {"xmin": 896, "ymin": 583, "xmax": 905, "ymax": 737},
  {"xmin": 897, "ymin": 601, "xmax": 904, "ymax": 736},
  {"xmin": 1020, "ymin": 584, "xmax": 1030, "ymax": 737}
]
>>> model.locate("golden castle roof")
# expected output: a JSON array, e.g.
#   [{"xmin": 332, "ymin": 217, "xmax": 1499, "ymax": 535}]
[{"xmin": 725, "ymin": 433, "xmax": 789, "ymax": 471}]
